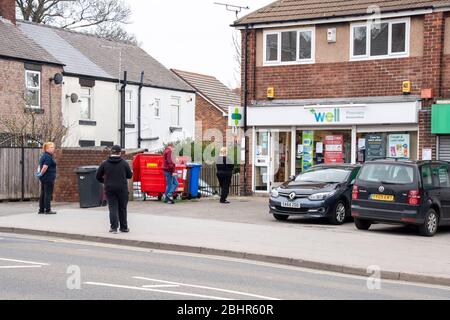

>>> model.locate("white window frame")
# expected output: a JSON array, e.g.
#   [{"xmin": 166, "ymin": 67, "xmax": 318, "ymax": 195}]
[
  {"xmin": 25, "ymin": 70, "xmax": 41, "ymax": 109},
  {"xmin": 263, "ymin": 27, "xmax": 315, "ymax": 66},
  {"xmin": 125, "ymin": 90, "xmax": 133, "ymax": 124},
  {"xmin": 79, "ymin": 87, "xmax": 93, "ymax": 120},
  {"xmin": 170, "ymin": 96, "xmax": 181, "ymax": 127},
  {"xmin": 154, "ymin": 98, "xmax": 161, "ymax": 119},
  {"xmin": 350, "ymin": 18, "xmax": 410, "ymax": 61}
]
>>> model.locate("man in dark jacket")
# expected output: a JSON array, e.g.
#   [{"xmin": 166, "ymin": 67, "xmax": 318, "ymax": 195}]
[
  {"xmin": 96, "ymin": 145, "xmax": 133, "ymax": 233},
  {"xmin": 216, "ymin": 147, "xmax": 234, "ymax": 204},
  {"xmin": 162, "ymin": 143, "xmax": 178, "ymax": 204}
]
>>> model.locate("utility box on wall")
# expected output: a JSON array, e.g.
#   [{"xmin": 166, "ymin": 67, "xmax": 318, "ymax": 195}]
[{"xmin": 327, "ymin": 28, "xmax": 336, "ymax": 43}]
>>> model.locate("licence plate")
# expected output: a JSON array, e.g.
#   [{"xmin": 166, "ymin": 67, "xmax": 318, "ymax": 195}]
[
  {"xmin": 281, "ymin": 202, "xmax": 301, "ymax": 209},
  {"xmin": 371, "ymin": 194, "xmax": 395, "ymax": 202}
]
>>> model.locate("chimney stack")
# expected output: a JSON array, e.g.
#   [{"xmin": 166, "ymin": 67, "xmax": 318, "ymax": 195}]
[{"xmin": 0, "ymin": 0, "xmax": 16, "ymax": 25}]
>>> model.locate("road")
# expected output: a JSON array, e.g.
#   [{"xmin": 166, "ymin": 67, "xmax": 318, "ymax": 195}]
[{"xmin": 0, "ymin": 233, "xmax": 449, "ymax": 300}]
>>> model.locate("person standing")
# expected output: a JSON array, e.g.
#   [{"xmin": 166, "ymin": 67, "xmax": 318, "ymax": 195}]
[
  {"xmin": 37, "ymin": 142, "xmax": 57, "ymax": 215},
  {"xmin": 163, "ymin": 143, "xmax": 178, "ymax": 204},
  {"xmin": 96, "ymin": 145, "xmax": 132, "ymax": 234},
  {"xmin": 216, "ymin": 147, "xmax": 234, "ymax": 204}
]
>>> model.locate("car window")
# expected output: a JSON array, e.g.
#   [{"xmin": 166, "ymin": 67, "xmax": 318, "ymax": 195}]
[
  {"xmin": 295, "ymin": 168, "xmax": 350, "ymax": 183},
  {"xmin": 433, "ymin": 164, "xmax": 450, "ymax": 188},
  {"xmin": 358, "ymin": 163, "xmax": 414, "ymax": 184},
  {"xmin": 422, "ymin": 165, "xmax": 434, "ymax": 189},
  {"xmin": 348, "ymin": 168, "xmax": 360, "ymax": 184}
]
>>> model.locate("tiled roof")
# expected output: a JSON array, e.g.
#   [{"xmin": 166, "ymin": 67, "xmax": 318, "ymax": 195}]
[
  {"xmin": 0, "ymin": 19, "xmax": 61, "ymax": 65},
  {"xmin": 172, "ymin": 70, "xmax": 241, "ymax": 114},
  {"xmin": 234, "ymin": 0, "xmax": 450, "ymax": 26}
]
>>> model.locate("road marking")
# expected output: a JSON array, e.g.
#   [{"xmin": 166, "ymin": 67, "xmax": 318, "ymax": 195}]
[
  {"xmin": 134, "ymin": 276, "xmax": 280, "ymax": 300},
  {"xmin": 84, "ymin": 282, "xmax": 231, "ymax": 300},
  {"xmin": 0, "ymin": 258, "xmax": 49, "ymax": 266},
  {"xmin": 0, "ymin": 265, "xmax": 43, "ymax": 269},
  {"xmin": 142, "ymin": 285, "xmax": 180, "ymax": 289}
]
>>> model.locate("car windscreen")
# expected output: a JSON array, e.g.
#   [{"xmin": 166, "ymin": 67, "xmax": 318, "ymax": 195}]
[
  {"xmin": 358, "ymin": 163, "xmax": 415, "ymax": 185},
  {"xmin": 295, "ymin": 168, "xmax": 350, "ymax": 183}
]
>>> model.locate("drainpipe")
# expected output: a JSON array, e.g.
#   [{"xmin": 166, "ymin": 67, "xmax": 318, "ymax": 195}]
[
  {"xmin": 120, "ymin": 71, "xmax": 128, "ymax": 148},
  {"xmin": 138, "ymin": 71, "xmax": 145, "ymax": 148},
  {"xmin": 243, "ymin": 25, "xmax": 249, "ymax": 196}
]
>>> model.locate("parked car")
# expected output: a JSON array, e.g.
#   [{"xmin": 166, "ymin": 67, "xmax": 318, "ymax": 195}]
[
  {"xmin": 351, "ymin": 160, "xmax": 450, "ymax": 237},
  {"xmin": 269, "ymin": 164, "xmax": 361, "ymax": 225}
]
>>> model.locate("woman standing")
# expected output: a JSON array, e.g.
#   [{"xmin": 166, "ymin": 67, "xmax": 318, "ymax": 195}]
[
  {"xmin": 216, "ymin": 147, "xmax": 234, "ymax": 204},
  {"xmin": 37, "ymin": 142, "xmax": 57, "ymax": 215}
]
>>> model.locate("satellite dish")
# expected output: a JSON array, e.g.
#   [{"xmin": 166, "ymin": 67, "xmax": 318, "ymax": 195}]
[
  {"xmin": 52, "ymin": 73, "xmax": 63, "ymax": 85},
  {"xmin": 70, "ymin": 93, "xmax": 79, "ymax": 103}
]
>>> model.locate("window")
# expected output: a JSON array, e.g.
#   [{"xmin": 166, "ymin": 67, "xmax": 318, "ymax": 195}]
[
  {"xmin": 25, "ymin": 70, "xmax": 41, "ymax": 108},
  {"xmin": 80, "ymin": 88, "xmax": 92, "ymax": 120},
  {"xmin": 154, "ymin": 99, "xmax": 161, "ymax": 119},
  {"xmin": 170, "ymin": 97, "xmax": 180, "ymax": 127},
  {"xmin": 264, "ymin": 28, "xmax": 315, "ymax": 65},
  {"xmin": 421, "ymin": 166, "xmax": 434, "ymax": 189},
  {"xmin": 434, "ymin": 164, "xmax": 450, "ymax": 188},
  {"xmin": 125, "ymin": 90, "xmax": 133, "ymax": 123},
  {"xmin": 359, "ymin": 164, "xmax": 414, "ymax": 184},
  {"xmin": 351, "ymin": 18, "xmax": 409, "ymax": 60}
]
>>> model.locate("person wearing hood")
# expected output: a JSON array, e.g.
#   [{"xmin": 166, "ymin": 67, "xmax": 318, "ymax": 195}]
[{"xmin": 96, "ymin": 145, "xmax": 133, "ymax": 234}]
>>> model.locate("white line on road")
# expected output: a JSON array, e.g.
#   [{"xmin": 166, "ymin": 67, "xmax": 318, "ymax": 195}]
[
  {"xmin": 0, "ymin": 265, "xmax": 42, "ymax": 269},
  {"xmin": 84, "ymin": 282, "xmax": 232, "ymax": 300},
  {"xmin": 0, "ymin": 258, "xmax": 49, "ymax": 266},
  {"xmin": 142, "ymin": 285, "xmax": 180, "ymax": 289},
  {"xmin": 134, "ymin": 276, "xmax": 280, "ymax": 300}
]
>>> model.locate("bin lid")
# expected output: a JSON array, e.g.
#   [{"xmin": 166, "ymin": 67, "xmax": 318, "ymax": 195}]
[
  {"xmin": 75, "ymin": 166, "xmax": 99, "ymax": 174},
  {"xmin": 187, "ymin": 163, "xmax": 203, "ymax": 167}
]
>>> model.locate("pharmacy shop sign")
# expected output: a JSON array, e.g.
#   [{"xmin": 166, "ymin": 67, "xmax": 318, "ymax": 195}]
[{"xmin": 388, "ymin": 134, "xmax": 410, "ymax": 159}]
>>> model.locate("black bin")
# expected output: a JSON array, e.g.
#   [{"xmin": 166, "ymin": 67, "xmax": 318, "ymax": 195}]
[{"xmin": 75, "ymin": 166, "xmax": 103, "ymax": 208}]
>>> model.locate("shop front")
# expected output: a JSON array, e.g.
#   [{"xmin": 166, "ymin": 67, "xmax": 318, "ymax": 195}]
[
  {"xmin": 249, "ymin": 99, "xmax": 420, "ymax": 193},
  {"xmin": 432, "ymin": 103, "xmax": 450, "ymax": 161}
]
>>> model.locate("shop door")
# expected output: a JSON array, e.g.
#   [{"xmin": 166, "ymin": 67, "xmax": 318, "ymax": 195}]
[
  {"xmin": 439, "ymin": 136, "xmax": 450, "ymax": 161},
  {"xmin": 270, "ymin": 131, "xmax": 292, "ymax": 188},
  {"xmin": 254, "ymin": 131, "xmax": 270, "ymax": 192}
]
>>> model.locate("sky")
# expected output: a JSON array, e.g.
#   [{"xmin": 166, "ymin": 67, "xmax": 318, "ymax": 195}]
[{"xmin": 126, "ymin": 0, "xmax": 274, "ymax": 89}]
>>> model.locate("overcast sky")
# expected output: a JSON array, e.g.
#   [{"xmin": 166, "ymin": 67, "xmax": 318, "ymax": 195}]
[{"xmin": 126, "ymin": 0, "xmax": 273, "ymax": 89}]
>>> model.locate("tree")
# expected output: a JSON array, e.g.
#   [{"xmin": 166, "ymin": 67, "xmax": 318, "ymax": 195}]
[
  {"xmin": 232, "ymin": 30, "xmax": 241, "ymax": 87},
  {"xmin": 16, "ymin": 0, "xmax": 138, "ymax": 45},
  {"xmin": 0, "ymin": 94, "xmax": 69, "ymax": 147}
]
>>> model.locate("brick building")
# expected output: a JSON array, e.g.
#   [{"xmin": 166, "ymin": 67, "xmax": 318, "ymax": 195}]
[
  {"xmin": 0, "ymin": 1, "xmax": 64, "ymax": 146},
  {"xmin": 172, "ymin": 69, "xmax": 241, "ymax": 144},
  {"xmin": 234, "ymin": 0, "xmax": 450, "ymax": 193}
]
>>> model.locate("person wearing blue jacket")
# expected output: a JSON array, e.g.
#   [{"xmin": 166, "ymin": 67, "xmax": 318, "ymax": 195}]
[{"xmin": 37, "ymin": 142, "xmax": 57, "ymax": 215}]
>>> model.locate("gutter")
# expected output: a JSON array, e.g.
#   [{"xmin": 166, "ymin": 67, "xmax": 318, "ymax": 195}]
[
  {"xmin": 138, "ymin": 71, "xmax": 145, "ymax": 149},
  {"xmin": 232, "ymin": 7, "xmax": 437, "ymax": 29}
]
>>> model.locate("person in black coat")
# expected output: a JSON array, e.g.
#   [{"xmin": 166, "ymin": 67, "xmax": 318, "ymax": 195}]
[
  {"xmin": 37, "ymin": 142, "xmax": 57, "ymax": 215},
  {"xmin": 216, "ymin": 147, "xmax": 234, "ymax": 204},
  {"xmin": 96, "ymin": 145, "xmax": 133, "ymax": 234}
]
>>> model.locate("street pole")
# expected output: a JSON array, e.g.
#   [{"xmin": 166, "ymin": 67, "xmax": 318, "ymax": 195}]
[{"xmin": 243, "ymin": 25, "xmax": 249, "ymax": 196}]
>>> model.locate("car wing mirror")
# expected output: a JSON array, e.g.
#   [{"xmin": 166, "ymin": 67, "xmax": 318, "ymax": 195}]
[{"xmin": 289, "ymin": 175, "xmax": 296, "ymax": 181}]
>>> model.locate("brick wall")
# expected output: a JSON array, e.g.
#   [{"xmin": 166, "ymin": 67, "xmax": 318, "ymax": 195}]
[
  {"xmin": 442, "ymin": 54, "xmax": 450, "ymax": 99},
  {"xmin": 195, "ymin": 94, "xmax": 228, "ymax": 141},
  {"xmin": 53, "ymin": 148, "xmax": 143, "ymax": 202},
  {"xmin": 0, "ymin": 59, "xmax": 64, "ymax": 142}
]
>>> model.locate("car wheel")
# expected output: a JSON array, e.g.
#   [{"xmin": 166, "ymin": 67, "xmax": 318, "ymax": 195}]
[
  {"xmin": 355, "ymin": 218, "xmax": 371, "ymax": 231},
  {"xmin": 419, "ymin": 209, "xmax": 439, "ymax": 237},
  {"xmin": 273, "ymin": 214, "xmax": 289, "ymax": 221},
  {"xmin": 329, "ymin": 201, "xmax": 347, "ymax": 225}
]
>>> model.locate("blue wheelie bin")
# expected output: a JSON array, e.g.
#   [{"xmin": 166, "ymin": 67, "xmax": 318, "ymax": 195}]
[{"xmin": 187, "ymin": 163, "xmax": 202, "ymax": 199}]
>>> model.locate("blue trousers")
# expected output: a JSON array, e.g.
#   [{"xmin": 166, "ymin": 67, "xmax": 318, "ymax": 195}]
[{"xmin": 164, "ymin": 171, "xmax": 179, "ymax": 198}]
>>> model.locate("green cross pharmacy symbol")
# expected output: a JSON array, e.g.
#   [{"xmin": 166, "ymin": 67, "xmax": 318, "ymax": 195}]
[{"xmin": 231, "ymin": 107, "xmax": 242, "ymax": 126}]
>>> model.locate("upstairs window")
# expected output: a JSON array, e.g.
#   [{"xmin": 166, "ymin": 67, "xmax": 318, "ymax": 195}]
[
  {"xmin": 351, "ymin": 18, "xmax": 409, "ymax": 60},
  {"xmin": 25, "ymin": 70, "xmax": 41, "ymax": 109},
  {"xmin": 80, "ymin": 88, "xmax": 92, "ymax": 120},
  {"xmin": 170, "ymin": 97, "xmax": 180, "ymax": 127},
  {"xmin": 264, "ymin": 28, "xmax": 315, "ymax": 65},
  {"xmin": 125, "ymin": 90, "xmax": 133, "ymax": 123},
  {"xmin": 154, "ymin": 99, "xmax": 161, "ymax": 119}
]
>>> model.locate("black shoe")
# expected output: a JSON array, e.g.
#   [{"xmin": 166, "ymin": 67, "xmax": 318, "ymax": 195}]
[
  {"xmin": 220, "ymin": 200, "xmax": 230, "ymax": 204},
  {"xmin": 38, "ymin": 211, "xmax": 45, "ymax": 214},
  {"xmin": 167, "ymin": 198, "xmax": 175, "ymax": 204},
  {"xmin": 109, "ymin": 229, "xmax": 118, "ymax": 234},
  {"xmin": 120, "ymin": 228, "xmax": 130, "ymax": 233},
  {"xmin": 45, "ymin": 211, "xmax": 57, "ymax": 215}
]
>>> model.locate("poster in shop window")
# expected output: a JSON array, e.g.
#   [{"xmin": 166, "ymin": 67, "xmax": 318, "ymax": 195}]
[
  {"xmin": 388, "ymin": 134, "xmax": 410, "ymax": 159},
  {"xmin": 365, "ymin": 134, "xmax": 386, "ymax": 161},
  {"xmin": 302, "ymin": 131, "xmax": 314, "ymax": 171},
  {"xmin": 324, "ymin": 135, "xmax": 344, "ymax": 164}
]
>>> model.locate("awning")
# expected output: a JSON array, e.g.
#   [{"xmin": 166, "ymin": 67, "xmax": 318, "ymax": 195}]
[{"xmin": 432, "ymin": 104, "xmax": 450, "ymax": 134}]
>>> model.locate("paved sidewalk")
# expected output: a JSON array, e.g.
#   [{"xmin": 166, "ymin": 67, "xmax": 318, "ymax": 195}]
[{"xmin": 0, "ymin": 197, "xmax": 449, "ymax": 286}]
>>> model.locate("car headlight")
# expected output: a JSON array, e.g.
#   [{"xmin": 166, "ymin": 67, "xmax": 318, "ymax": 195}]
[
  {"xmin": 271, "ymin": 188, "xmax": 280, "ymax": 198},
  {"xmin": 308, "ymin": 191, "xmax": 335, "ymax": 201}
]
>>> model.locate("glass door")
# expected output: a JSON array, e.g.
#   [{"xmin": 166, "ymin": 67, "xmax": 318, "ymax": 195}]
[
  {"xmin": 270, "ymin": 131, "xmax": 292, "ymax": 189},
  {"xmin": 254, "ymin": 130, "xmax": 270, "ymax": 192}
]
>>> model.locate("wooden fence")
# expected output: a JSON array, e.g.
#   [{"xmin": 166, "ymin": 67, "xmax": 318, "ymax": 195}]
[{"xmin": 0, "ymin": 147, "xmax": 41, "ymax": 201}]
